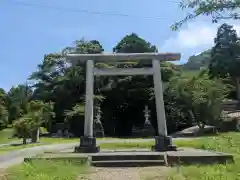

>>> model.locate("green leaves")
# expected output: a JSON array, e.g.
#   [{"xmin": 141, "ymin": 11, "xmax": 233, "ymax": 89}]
[
  {"xmin": 0, "ymin": 105, "xmax": 8, "ymax": 128},
  {"xmin": 13, "ymin": 100, "xmax": 55, "ymax": 141},
  {"xmin": 209, "ymin": 23, "xmax": 240, "ymax": 78},
  {"xmin": 74, "ymin": 39, "xmax": 104, "ymax": 54},
  {"xmin": 113, "ymin": 33, "xmax": 157, "ymax": 53},
  {"xmin": 172, "ymin": 0, "xmax": 240, "ymax": 30},
  {"xmin": 183, "ymin": 49, "xmax": 211, "ymax": 71},
  {"xmin": 64, "ymin": 103, "xmax": 84, "ymax": 121},
  {"xmin": 166, "ymin": 71, "xmax": 228, "ymax": 128}
]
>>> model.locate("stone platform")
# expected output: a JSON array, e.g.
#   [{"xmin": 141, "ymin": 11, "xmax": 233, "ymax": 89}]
[
  {"xmin": 24, "ymin": 148, "xmax": 234, "ymax": 167},
  {"xmin": 166, "ymin": 148, "xmax": 234, "ymax": 165}
]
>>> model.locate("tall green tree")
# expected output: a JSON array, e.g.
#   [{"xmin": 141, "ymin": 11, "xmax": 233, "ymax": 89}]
[
  {"xmin": 209, "ymin": 23, "xmax": 240, "ymax": 100},
  {"xmin": 7, "ymin": 84, "xmax": 32, "ymax": 123},
  {"xmin": 113, "ymin": 33, "xmax": 157, "ymax": 53},
  {"xmin": 0, "ymin": 89, "xmax": 8, "ymax": 128},
  {"xmin": 30, "ymin": 39, "xmax": 104, "ymax": 136},
  {"xmin": 172, "ymin": 0, "xmax": 240, "ymax": 30}
]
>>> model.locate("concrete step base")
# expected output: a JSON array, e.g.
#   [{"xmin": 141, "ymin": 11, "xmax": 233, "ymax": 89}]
[
  {"xmin": 74, "ymin": 146, "xmax": 100, "ymax": 153},
  {"xmin": 91, "ymin": 160, "xmax": 165, "ymax": 167},
  {"xmin": 91, "ymin": 153, "xmax": 164, "ymax": 161},
  {"xmin": 90, "ymin": 151, "xmax": 166, "ymax": 167},
  {"xmin": 23, "ymin": 148, "xmax": 234, "ymax": 168}
]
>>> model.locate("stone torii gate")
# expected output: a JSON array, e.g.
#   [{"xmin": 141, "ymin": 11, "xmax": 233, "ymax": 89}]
[{"xmin": 67, "ymin": 52, "xmax": 181, "ymax": 153}]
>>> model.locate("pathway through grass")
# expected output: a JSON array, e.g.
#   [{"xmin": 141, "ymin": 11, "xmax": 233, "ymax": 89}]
[{"xmin": 0, "ymin": 137, "xmax": 123, "ymax": 154}]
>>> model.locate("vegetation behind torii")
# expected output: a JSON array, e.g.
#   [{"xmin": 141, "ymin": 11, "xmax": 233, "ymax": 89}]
[{"xmin": 0, "ymin": 24, "xmax": 239, "ymax": 143}]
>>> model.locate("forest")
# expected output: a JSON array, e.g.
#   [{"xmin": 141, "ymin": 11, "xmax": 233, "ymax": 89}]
[{"xmin": 1, "ymin": 23, "xmax": 240, "ymax": 144}]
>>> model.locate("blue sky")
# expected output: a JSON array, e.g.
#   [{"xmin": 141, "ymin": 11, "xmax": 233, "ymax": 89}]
[{"xmin": 1, "ymin": 0, "xmax": 239, "ymax": 91}]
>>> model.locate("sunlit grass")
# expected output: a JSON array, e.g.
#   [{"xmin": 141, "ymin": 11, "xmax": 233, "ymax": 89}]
[
  {"xmin": 100, "ymin": 140, "xmax": 154, "ymax": 149},
  {"xmin": 168, "ymin": 132, "xmax": 240, "ymax": 180},
  {"xmin": 0, "ymin": 128, "xmax": 16, "ymax": 144},
  {"xmin": 6, "ymin": 160, "xmax": 89, "ymax": 180},
  {"xmin": 3, "ymin": 132, "xmax": 240, "ymax": 180},
  {"xmin": 99, "ymin": 133, "xmax": 240, "ymax": 180}
]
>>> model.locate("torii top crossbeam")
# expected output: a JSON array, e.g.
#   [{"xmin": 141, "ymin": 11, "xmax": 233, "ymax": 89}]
[{"xmin": 66, "ymin": 52, "xmax": 181, "ymax": 62}]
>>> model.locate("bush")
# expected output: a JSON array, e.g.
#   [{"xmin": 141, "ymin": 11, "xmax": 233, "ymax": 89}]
[
  {"xmin": 39, "ymin": 127, "xmax": 48, "ymax": 135},
  {"xmin": 164, "ymin": 70, "xmax": 229, "ymax": 130}
]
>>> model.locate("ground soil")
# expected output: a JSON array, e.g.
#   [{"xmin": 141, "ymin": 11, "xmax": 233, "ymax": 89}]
[{"xmin": 79, "ymin": 166, "xmax": 171, "ymax": 180}]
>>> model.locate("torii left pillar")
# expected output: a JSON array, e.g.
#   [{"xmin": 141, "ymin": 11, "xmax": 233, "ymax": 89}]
[{"xmin": 75, "ymin": 60, "xmax": 100, "ymax": 153}]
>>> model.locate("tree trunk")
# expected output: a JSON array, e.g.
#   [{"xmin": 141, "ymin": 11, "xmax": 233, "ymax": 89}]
[
  {"xmin": 236, "ymin": 77, "xmax": 240, "ymax": 101},
  {"xmin": 31, "ymin": 128, "xmax": 40, "ymax": 143},
  {"xmin": 23, "ymin": 137, "xmax": 27, "ymax": 144},
  {"xmin": 188, "ymin": 110, "xmax": 195, "ymax": 124}
]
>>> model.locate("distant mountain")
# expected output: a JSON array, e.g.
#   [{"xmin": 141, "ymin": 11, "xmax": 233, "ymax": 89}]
[{"xmin": 182, "ymin": 49, "xmax": 211, "ymax": 70}]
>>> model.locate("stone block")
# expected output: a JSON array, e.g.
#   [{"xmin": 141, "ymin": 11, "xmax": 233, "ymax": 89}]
[
  {"xmin": 152, "ymin": 136, "xmax": 177, "ymax": 152},
  {"xmin": 74, "ymin": 136, "xmax": 100, "ymax": 153},
  {"xmin": 94, "ymin": 131, "xmax": 104, "ymax": 138}
]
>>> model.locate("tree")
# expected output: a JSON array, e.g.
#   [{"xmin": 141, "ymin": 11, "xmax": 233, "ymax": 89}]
[
  {"xmin": 28, "ymin": 101, "xmax": 55, "ymax": 143},
  {"xmin": 74, "ymin": 39, "xmax": 104, "ymax": 54},
  {"xmin": 183, "ymin": 50, "xmax": 211, "ymax": 70},
  {"xmin": 8, "ymin": 32, "xmax": 232, "ymax": 139},
  {"xmin": 160, "ymin": 61, "xmax": 182, "ymax": 82},
  {"xmin": 29, "ymin": 39, "xmax": 105, "ymax": 136},
  {"xmin": 99, "ymin": 33, "xmax": 159, "ymax": 136},
  {"xmin": 209, "ymin": 23, "xmax": 240, "ymax": 100},
  {"xmin": 64, "ymin": 103, "xmax": 84, "ymax": 121},
  {"xmin": 166, "ymin": 70, "xmax": 229, "ymax": 130},
  {"xmin": 172, "ymin": 0, "xmax": 240, "ymax": 30},
  {"xmin": 7, "ymin": 84, "xmax": 32, "ymax": 123},
  {"xmin": 0, "ymin": 105, "xmax": 8, "ymax": 128},
  {"xmin": 113, "ymin": 33, "xmax": 157, "ymax": 53},
  {"xmin": 0, "ymin": 89, "xmax": 8, "ymax": 128},
  {"xmin": 13, "ymin": 100, "xmax": 54, "ymax": 144},
  {"xmin": 191, "ymin": 73, "xmax": 228, "ymax": 129},
  {"xmin": 13, "ymin": 117, "xmax": 31, "ymax": 144}
]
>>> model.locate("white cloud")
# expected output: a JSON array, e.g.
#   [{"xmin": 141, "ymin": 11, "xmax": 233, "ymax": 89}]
[
  {"xmin": 161, "ymin": 21, "xmax": 240, "ymax": 52},
  {"xmin": 160, "ymin": 21, "xmax": 240, "ymax": 63}
]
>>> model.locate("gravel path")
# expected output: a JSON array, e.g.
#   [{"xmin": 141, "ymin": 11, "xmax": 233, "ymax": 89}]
[
  {"xmin": 81, "ymin": 167, "xmax": 171, "ymax": 180},
  {"xmin": 0, "ymin": 143, "xmax": 78, "ymax": 169}
]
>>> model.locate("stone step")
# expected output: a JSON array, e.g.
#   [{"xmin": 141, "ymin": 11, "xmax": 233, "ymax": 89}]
[
  {"xmin": 91, "ymin": 160, "xmax": 165, "ymax": 167},
  {"xmin": 91, "ymin": 153, "xmax": 165, "ymax": 161}
]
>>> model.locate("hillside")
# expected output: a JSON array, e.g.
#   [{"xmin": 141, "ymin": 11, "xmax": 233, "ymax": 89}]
[{"xmin": 182, "ymin": 49, "xmax": 211, "ymax": 70}]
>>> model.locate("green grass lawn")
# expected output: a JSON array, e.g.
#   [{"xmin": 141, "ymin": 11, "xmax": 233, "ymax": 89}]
[
  {"xmin": 100, "ymin": 140, "xmax": 154, "ymax": 149},
  {"xmin": 98, "ymin": 137, "xmax": 215, "ymax": 150},
  {"xmin": 3, "ymin": 132, "xmax": 240, "ymax": 180},
  {"xmin": 0, "ymin": 128, "xmax": 17, "ymax": 144},
  {"xmin": 5, "ymin": 160, "xmax": 89, "ymax": 180},
  {"xmin": 168, "ymin": 132, "xmax": 240, "ymax": 180},
  {"xmin": 99, "ymin": 133, "xmax": 240, "ymax": 180}
]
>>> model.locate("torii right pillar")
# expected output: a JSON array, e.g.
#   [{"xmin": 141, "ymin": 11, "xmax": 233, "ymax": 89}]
[{"xmin": 152, "ymin": 59, "xmax": 176, "ymax": 152}]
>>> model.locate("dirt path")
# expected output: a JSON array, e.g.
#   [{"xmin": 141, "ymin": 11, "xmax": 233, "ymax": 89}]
[{"xmin": 80, "ymin": 167, "xmax": 171, "ymax": 180}]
